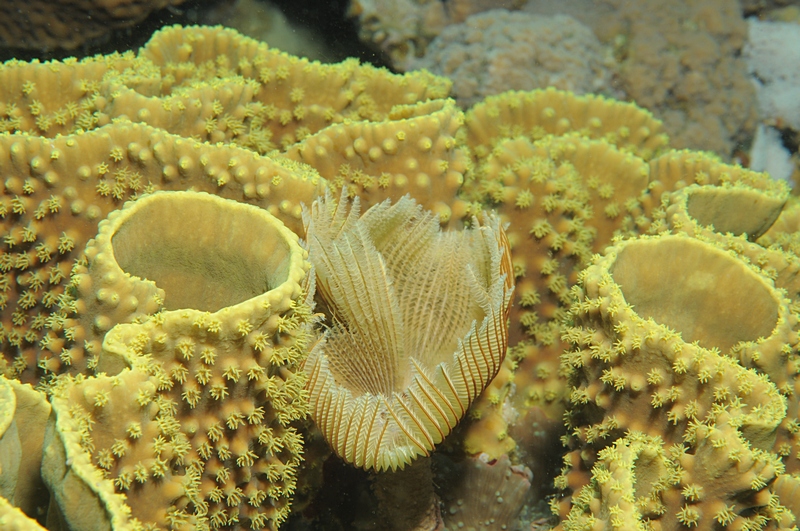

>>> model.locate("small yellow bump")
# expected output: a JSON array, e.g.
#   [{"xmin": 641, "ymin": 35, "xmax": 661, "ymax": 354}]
[
  {"xmin": 530, "ymin": 219, "xmax": 552, "ymax": 238},
  {"xmin": 92, "ymin": 390, "xmax": 110, "ymax": 407},
  {"xmin": 210, "ymin": 382, "xmax": 229, "ymax": 400},
  {"xmin": 604, "ymin": 203, "xmax": 621, "ymax": 218},
  {"xmin": 382, "ymin": 138, "xmax": 397, "ymax": 154},
  {"xmin": 169, "ymin": 156, "xmax": 192, "ymax": 176},
  {"xmin": 223, "ymin": 364, "xmax": 242, "ymax": 382},
  {"xmin": 127, "ymin": 422, "xmax": 142, "ymax": 439},
  {"xmin": 681, "ymin": 484, "xmax": 703, "ymax": 502},
  {"xmin": 29, "ymin": 100, "xmax": 44, "ymax": 116},
  {"xmin": 515, "ymin": 189, "xmax": 534, "ymax": 209},
  {"xmin": 57, "ymin": 233, "xmax": 75, "ymax": 254},
  {"xmin": 290, "ymin": 88, "xmax": 304, "ymax": 103}
]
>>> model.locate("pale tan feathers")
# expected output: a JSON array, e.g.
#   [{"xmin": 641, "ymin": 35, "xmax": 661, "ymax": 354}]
[{"xmin": 304, "ymin": 192, "xmax": 513, "ymax": 471}]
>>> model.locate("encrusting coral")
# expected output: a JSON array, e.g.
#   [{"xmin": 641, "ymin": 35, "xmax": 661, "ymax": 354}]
[
  {"xmin": 648, "ymin": 175, "xmax": 800, "ymax": 479},
  {"xmin": 462, "ymin": 89, "xmax": 667, "ymax": 347},
  {"xmin": 303, "ymin": 192, "xmax": 513, "ymax": 472},
  {"xmin": 464, "ymin": 88, "xmax": 669, "ymax": 162},
  {"xmin": 446, "ymin": 86, "xmax": 800, "ymax": 531},
  {"xmin": 656, "ymin": 183, "xmax": 787, "ymax": 240},
  {"xmin": 457, "ymin": 89, "xmax": 667, "ymax": 481},
  {"xmin": 42, "ymin": 190, "xmax": 316, "ymax": 530},
  {"xmin": 642, "ymin": 149, "xmax": 789, "ymax": 230}
]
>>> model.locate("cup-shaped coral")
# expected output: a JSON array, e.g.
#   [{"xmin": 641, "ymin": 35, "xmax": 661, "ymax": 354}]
[
  {"xmin": 558, "ymin": 233, "xmax": 792, "ymax": 530},
  {"xmin": 304, "ymin": 192, "xmax": 513, "ymax": 472},
  {"xmin": 42, "ymin": 191, "xmax": 316, "ymax": 531},
  {"xmin": 0, "ymin": 496, "xmax": 46, "ymax": 531},
  {"xmin": 0, "ymin": 377, "xmax": 50, "ymax": 520},
  {"xmin": 657, "ymin": 183, "xmax": 788, "ymax": 240},
  {"xmin": 642, "ymin": 149, "xmax": 788, "ymax": 235}
]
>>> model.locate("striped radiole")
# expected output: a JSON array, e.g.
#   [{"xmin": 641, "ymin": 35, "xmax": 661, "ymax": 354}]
[{"xmin": 304, "ymin": 191, "xmax": 513, "ymax": 472}]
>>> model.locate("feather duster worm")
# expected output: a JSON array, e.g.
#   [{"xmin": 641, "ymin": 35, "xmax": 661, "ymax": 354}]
[{"xmin": 304, "ymin": 192, "xmax": 513, "ymax": 471}]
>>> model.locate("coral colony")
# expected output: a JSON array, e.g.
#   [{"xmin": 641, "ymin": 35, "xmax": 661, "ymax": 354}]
[{"xmin": 0, "ymin": 23, "xmax": 799, "ymax": 531}]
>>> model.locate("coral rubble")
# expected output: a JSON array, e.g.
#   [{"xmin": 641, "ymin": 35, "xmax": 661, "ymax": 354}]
[{"xmin": 410, "ymin": 10, "xmax": 617, "ymax": 108}]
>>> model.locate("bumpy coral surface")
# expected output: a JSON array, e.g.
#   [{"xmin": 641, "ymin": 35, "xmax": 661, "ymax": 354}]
[
  {"xmin": 456, "ymin": 90, "xmax": 667, "ymax": 471},
  {"xmin": 0, "ymin": 24, "xmax": 454, "ymax": 385},
  {"xmin": 0, "ymin": 24, "xmax": 449, "ymax": 148},
  {"xmin": 286, "ymin": 99, "xmax": 472, "ymax": 226},
  {"xmin": 0, "ymin": 122, "xmax": 323, "ymax": 384},
  {"xmin": 410, "ymin": 10, "xmax": 617, "ymax": 108},
  {"xmin": 558, "ymin": 233, "xmax": 798, "ymax": 531}
]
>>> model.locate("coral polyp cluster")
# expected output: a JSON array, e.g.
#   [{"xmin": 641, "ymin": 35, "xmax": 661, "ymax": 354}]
[{"xmin": 42, "ymin": 191, "xmax": 315, "ymax": 530}]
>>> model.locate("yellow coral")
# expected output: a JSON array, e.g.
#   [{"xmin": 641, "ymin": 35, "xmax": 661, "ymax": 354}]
[
  {"xmin": 43, "ymin": 191, "xmax": 315, "ymax": 530},
  {"xmin": 0, "ymin": 19, "xmax": 797, "ymax": 531},
  {"xmin": 559, "ymin": 233, "xmax": 793, "ymax": 531},
  {"xmin": 0, "ymin": 25, "xmax": 450, "ymax": 152},
  {"xmin": 0, "ymin": 121, "xmax": 323, "ymax": 383},
  {"xmin": 286, "ymin": 99, "xmax": 471, "ymax": 226},
  {"xmin": 465, "ymin": 88, "xmax": 669, "ymax": 162}
]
